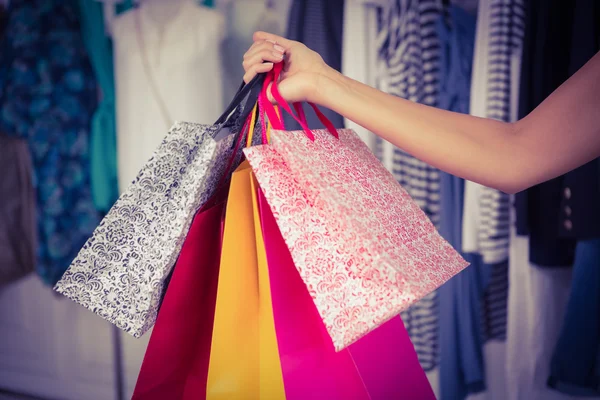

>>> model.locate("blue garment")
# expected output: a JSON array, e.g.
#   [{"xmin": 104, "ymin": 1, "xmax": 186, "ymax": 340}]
[
  {"xmin": 548, "ymin": 238, "xmax": 600, "ymax": 396},
  {"xmin": 436, "ymin": 6, "xmax": 494, "ymax": 400},
  {"xmin": 0, "ymin": 0, "xmax": 101, "ymax": 285},
  {"xmin": 78, "ymin": 0, "xmax": 119, "ymax": 214}
]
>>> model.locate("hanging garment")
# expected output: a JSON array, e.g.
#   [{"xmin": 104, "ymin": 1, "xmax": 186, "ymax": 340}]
[
  {"xmin": 461, "ymin": 0, "xmax": 524, "ymax": 263},
  {"xmin": 548, "ymin": 238, "xmax": 600, "ymax": 397},
  {"xmin": 112, "ymin": 1, "xmax": 225, "ymax": 192},
  {"xmin": 376, "ymin": 0, "xmax": 444, "ymax": 372},
  {"xmin": 468, "ymin": 0, "xmax": 524, "ymax": 265},
  {"xmin": 78, "ymin": 0, "xmax": 119, "ymax": 214},
  {"xmin": 434, "ymin": 6, "xmax": 494, "ymax": 400},
  {"xmin": 283, "ymin": 0, "xmax": 345, "ymax": 130},
  {"xmin": 341, "ymin": 0, "xmax": 383, "ymax": 152},
  {"xmin": 505, "ymin": 216, "xmax": 593, "ymax": 400},
  {"xmin": 461, "ymin": 1, "xmax": 525, "ymax": 340},
  {"xmin": 0, "ymin": 3, "xmax": 7, "ymax": 41},
  {"xmin": 0, "ymin": 0, "xmax": 101, "ymax": 286},
  {"xmin": 220, "ymin": 0, "xmax": 292, "ymax": 110},
  {"xmin": 514, "ymin": 0, "xmax": 600, "ymax": 267},
  {"xmin": 462, "ymin": 0, "xmax": 525, "ymax": 343},
  {"xmin": 0, "ymin": 134, "xmax": 36, "ymax": 286}
]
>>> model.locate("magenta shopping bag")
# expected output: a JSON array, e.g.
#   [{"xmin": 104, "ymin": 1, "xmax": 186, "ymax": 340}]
[{"xmin": 258, "ymin": 188, "xmax": 435, "ymax": 400}]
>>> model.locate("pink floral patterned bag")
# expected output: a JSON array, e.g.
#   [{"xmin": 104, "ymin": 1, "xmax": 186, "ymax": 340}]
[{"xmin": 244, "ymin": 63, "xmax": 469, "ymax": 350}]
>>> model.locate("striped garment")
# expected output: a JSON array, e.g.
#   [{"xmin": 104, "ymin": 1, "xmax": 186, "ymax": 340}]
[
  {"xmin": 468, "ymin": 0, "xmax": 525, "ymax": 265},
  {"xmin": 376, "ymin": 0, "xmax": 444, "ymax": 372},
  {"xmin": 477, "ymin": 0, "xmax": 525, "ymax": 342}
]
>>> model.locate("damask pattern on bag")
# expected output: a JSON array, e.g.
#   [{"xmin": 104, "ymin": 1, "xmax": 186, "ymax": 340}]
[
  {"xmin": 55, "ymin": 121, "xmax": 237, "ymax": 337},
  {"xmin": 246, "ymin": 129, "xmax": 468, "ymax": 350}
]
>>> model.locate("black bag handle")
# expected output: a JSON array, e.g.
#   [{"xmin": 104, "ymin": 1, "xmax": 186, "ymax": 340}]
[{"xmin": 214, "ymin": 74, "xmax": 265, "ymax": 125}]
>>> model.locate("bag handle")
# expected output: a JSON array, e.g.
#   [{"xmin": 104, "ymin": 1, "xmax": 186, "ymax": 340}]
[
  {"xmin": 214, "ymin": 74, "xmax": 265, "ymax": 126},
  {"xmin": 262, "ymin": 62, "xmax": 339, "ymax": 140}
]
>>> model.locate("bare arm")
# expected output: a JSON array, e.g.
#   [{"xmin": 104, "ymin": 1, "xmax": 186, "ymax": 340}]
[{"xmin": 245, "ymin": 32, "xmax": 600, "ymax": 194}]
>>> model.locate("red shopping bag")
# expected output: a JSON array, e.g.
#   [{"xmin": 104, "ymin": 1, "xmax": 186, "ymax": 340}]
[
  {"xmin": 258, "ymin": 187, "xmax": 435, "ymax": 399},
  {"xmin": 132, "ymin": 201, "xmax": 224, "ymax": 399}
]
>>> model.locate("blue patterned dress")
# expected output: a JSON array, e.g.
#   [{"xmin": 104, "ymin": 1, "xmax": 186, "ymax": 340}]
[{"xmin": 0, "ymin": 0, "xmax": 101, "ymax": 285}]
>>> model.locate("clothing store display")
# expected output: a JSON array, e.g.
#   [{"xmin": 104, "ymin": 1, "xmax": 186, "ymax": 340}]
[
  {"xmin": 515, "ymin": 0, "xmax": 600, "ymax": 267},
  {"xmin": 341, "ymin": 0, "xmax": 383, "ymax": 151},
  {"xmin": 112, "ymin": 0, "xmax": 225, "ymax": 192},
  {"xmin": 462, "ymin": 0, "xmax": 524, "ymax": 265},
  {"xmin": 0, "ymin": 134, "xmax": 36, "ymax": 286},
  {"xmin": 435, "ymin": 6, "xmax": 492, "ymax": 400},
  {"xmin": 462, "ymin": 0, "xmax": 525, "ymax": 343},
  {"xmin": 506, "ymin": 225, "xmax": 586, "ymax": 400},
  {"xmin": 0, "ymin": 0, "xmax": 101, "ymax": 286},
  {"xmin": 78, "ymin": 0, "xmax": 119, "ymax": 214},
  {"xmin": 55, "ymin": 75, "xmax": 263, "ymax": 337},
  {"xmin": 376, "ymin": 0, "xmax": 444, "ymax": 372},
  {"xmin": 220, "ymin": 0, "xmax": 291, "ymax": 109},
  {"xmin": 283, "ymin": 0, "xmax": 345, "ymax": 131},
  {"xmin": 548, "ymin": 238, "xmax": 600, "ymax": 397}
]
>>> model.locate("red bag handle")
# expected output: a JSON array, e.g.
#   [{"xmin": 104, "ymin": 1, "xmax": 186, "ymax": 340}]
[{"xmin": 260, "ymin": 62, "xmax": 339, "ymax": 141}]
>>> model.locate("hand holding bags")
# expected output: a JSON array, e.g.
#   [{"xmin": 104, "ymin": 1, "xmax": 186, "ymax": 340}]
[
  {"xmin": 245, "ymin": 62, "xmax": 469, "ymax": 349},
  {"xmin": 132, "ymin": 71, "xmax": 443, "ymax": 397},
  {"xmin": 55, "ymin": 77, "xmax": 263, "ymax": 337}
]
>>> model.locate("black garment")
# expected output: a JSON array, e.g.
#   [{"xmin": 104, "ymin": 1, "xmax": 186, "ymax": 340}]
[
  {"xmin": 283, "ymin": 0, "xmax": 345, "ymax": 130},
  {"xmin": 515, "ymin": 0, "xmax": 600, "ymax": 267},
  {"xmin": 0, "ymin": 3, "xmax": 6, "ymax": 41}
]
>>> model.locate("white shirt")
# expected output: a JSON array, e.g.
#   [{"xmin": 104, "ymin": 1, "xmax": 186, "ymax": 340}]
[{"xmin": 113, "ymin": 1, "xmax": 225, "ymax": 192}]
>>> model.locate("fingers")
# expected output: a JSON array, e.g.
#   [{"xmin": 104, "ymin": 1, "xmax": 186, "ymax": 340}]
[
  {"xmin": 242, "ymin": 41, "xmax": 284, "ymax": 72},
  {"xmin": 253, "ymin": 31, "xmax": 293, "ymax": 49},
  {"xmin": 243, "ymin": 62, "xmax": 274, "ymax": 83}
]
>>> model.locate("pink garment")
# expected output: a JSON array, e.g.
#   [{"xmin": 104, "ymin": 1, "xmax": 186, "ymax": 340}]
[{"xmin": 259, "ymin": 188, "xmax": 435, "ymax": 399}]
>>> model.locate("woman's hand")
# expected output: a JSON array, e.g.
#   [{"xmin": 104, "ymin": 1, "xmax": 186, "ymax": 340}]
[{"xmin": 242, "ymin": 31, "xmax": 335, "ymax": 103}]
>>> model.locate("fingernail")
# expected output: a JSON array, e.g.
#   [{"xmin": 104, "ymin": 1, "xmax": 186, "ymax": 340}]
[
  {"xmin": 266, "ymin": 39, "xmax": 277, "ymax": 44},
  {"xmin": 274, "ymin": 44, "xmax": 285, "ymax": 53},
  {"xmin": 272, "ymin": 51, "xmax": 284, "ymax": 59}
]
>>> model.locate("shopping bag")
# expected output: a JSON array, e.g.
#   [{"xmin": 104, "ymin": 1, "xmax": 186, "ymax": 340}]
[
  {"xmin": 206, "ymin": 127, "xmax": 285, "ymax": 397},
  {"xmin": 258, "ymin": 187, "xmax": 436, "ymax": 399},
  {"xmin": 55, "ymin": 76, "xmax": 264, "ymax": 337},
  {"xmin": 245, "ymin": 63, "xmax": 468, "ymax": 350},
  {"xmin": 132, "ymin": 199, "xmax": 225, "ymax": 399}
]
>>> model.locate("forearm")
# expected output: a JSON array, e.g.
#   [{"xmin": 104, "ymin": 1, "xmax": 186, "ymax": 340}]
[{"xmin": 314, "ymin": 69, "xmax": 525, "ymax": 193}]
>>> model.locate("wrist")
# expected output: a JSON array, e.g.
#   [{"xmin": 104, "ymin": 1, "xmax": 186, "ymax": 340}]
[{"xmin": 310, "ymin": 66, "xmax": 346, "ymax": 106}]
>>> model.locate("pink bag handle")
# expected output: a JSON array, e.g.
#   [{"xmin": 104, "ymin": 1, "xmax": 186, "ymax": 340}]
[{"xmin": 260, "ymin": 62, "xmax": 339, "ymax": 141}]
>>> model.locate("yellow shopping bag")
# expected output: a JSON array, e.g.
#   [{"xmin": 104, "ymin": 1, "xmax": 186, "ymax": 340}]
[{"xmin": 206, "ymin": 103, "xmax": 285, "ymax": 399}]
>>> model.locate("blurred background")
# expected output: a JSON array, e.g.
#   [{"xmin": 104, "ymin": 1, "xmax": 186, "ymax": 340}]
[{"xmin": 0, "ymin": 0, "xmax": 598, "ymax": 399}]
